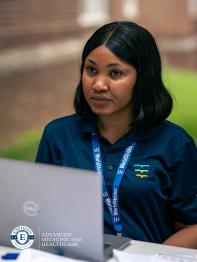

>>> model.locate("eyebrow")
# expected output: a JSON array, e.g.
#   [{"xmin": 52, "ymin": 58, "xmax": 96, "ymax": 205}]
[{"xmin": 86, "ymin": 59, "xmax": 122, "ymax": 68}]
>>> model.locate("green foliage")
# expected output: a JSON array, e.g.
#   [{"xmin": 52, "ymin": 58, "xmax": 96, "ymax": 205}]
[
  {"xmin": 0, "ymin": 130, "xmax": 41, "ymax": 162},
  {"xmin": 163, "ymin": 67, "xmax": 197, "ymax": 143},
  {"xmin": 0, "ymin": 67, "xmax": 196, "ymax": 162}
]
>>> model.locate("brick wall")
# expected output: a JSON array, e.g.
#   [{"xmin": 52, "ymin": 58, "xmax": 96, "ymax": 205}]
[
  {"xmin": 135, "ymin": 0, "xmax": 197, "ymax": 71},
  {"xmin": 109, "ymin": 0, "xmax": 124, "ymax": 20},
  {"xmin": 0, "ymin": 0, "xmax": 83, "ymax": 50},
  {"xmin": 0, "ymin": 56, "xmax": 79, "ymax": 146},
  {"xmin": 136, "ymin": 0, "xmax": 196, "ymax": 36},
  {"xmin": 0, "ymin": 0, "xmax": 90, "ymax": 146}
]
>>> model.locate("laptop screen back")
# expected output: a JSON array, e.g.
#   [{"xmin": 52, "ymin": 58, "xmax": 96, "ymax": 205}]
[{"xmin": 0, "ymin": 158, "xmax": 104, "ymax": 262}]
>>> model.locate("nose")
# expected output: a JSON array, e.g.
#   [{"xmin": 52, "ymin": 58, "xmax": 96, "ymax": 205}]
[{"xmin": 92, "ymin": 76, "xmax": 108, "ymax": 92}]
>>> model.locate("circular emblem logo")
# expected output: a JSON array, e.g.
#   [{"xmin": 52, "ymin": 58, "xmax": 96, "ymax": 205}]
[{"xmin": 10, "ymin": 225, "xmax": 34, "ymax": 249}]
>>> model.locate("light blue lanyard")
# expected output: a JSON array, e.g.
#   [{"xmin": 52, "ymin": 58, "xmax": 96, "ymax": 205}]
[{"xmin": 91, "ymin": 133, "xmax": 136, "ymax": 235}]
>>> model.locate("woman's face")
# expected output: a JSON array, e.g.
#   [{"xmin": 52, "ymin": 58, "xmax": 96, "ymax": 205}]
[{"xmin": 82, "ymin": 45, "xmax": 137, "ymax": 118}]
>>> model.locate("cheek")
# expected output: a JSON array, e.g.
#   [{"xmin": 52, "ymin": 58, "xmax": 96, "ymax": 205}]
[
  {"xmin": 82, "ymin": 74, "xmax": 92, "ymax": 93},
  {"xmin": 82, "ymin": 77, "xmax": 93, "ymax": 104},
  {"xmin": 125, "ymin": 77, "xmax": 136, "ymax": 97},
  {"xmin": 114, "ymin": 78, "xmax": 136, "ymax": 97},
  {"xmin": 114, "ymin": 83, "xmax": 135, "ymax": 105}
]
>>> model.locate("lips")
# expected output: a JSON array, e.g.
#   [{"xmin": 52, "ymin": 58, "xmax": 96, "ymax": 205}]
[{"xmin": 90, "ymin": 94, "xmax": 112, "ymax": 101}]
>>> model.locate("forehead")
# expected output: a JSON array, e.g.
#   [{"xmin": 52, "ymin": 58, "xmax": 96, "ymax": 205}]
[{"xmin": 85, "ymin": 45, "xmax": 125, "ymax": 65}]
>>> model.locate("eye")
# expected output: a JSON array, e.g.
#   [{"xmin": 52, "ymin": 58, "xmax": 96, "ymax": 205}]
[
  {"xmin": 110, "ymin": 70, "xmax": 123, "ymax": 79},
  {"xmin": 85, "ymin": 66, "xmax": 97, "ymax": 76}
]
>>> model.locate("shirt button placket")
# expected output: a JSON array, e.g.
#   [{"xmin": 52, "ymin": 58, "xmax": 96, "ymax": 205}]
[{"xmin": 107, "ymin": 164, "xmax": 113, "ymax": 170}]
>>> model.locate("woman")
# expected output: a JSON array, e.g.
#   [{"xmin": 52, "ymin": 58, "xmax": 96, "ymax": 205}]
[{"xmin": 36, "ymin": 21, "xmax": 197, "ymax": 248}]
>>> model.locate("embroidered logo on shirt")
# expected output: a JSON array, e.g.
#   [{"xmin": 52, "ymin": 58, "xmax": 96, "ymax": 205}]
[{"xmin": 133, "ymin": 164, "xmax": 150, "ymax": 178}]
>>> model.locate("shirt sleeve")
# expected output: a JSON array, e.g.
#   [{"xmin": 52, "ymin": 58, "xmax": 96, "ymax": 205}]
[
  {"xmin": 169, "ymin": 137, "xmax": 197, "ymax": 224},
  {"xmin": 35, "ymin": 127, "xmax": 53, "ymax": 164}
]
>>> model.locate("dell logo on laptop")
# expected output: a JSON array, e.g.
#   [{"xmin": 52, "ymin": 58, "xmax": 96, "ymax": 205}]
[{"xmin": 23, "ymin": 201, "xmax": 39, "ymax": 216}]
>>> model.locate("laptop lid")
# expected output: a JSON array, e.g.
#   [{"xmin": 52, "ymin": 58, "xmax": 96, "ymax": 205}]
[{"xmin": 0, "ymin": 157, "xmax": 104, "ymax": 262}]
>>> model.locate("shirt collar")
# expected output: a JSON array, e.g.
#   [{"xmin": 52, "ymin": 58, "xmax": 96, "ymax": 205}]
[
  {"xmin": 77, "ymin": 114, "xmax": 98, "ymax": 136},
  {"xmin": 77, "ymin": 114, "xmax": 160, "ymax": 144}
]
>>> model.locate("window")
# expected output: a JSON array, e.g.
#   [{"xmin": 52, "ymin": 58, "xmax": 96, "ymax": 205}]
[
  {"xmin": 78, "ymin": 0, "xmax": 109, "ymax": 27},
  {"xmin": 188, "ymin": 0, "xmax": 197, "ymax": 20},
  {"xmin": 123, "ymin": 0, "xmax": 139, "ymax": 19}
]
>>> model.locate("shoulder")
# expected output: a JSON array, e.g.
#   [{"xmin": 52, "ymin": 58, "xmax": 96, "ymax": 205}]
[
  {"xmin": 160, "ymin": 120, "xmax": 193, "ymax": 140},
  {"xmin": 144, "ymin": 121, "xmax": 197, "ymax": 167},
  {"xmin": 153, "ymin": 120, "xmax": 196, "ymax": 150},
  {"xmin": 46, "ymin": 114, "xmax": 80, "ymax": 129},
  {"xmin": 43, "ymin": 114, "xmax": 81, "ymax": 137}
]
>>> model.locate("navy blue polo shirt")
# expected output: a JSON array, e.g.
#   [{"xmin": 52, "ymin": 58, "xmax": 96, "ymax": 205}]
[{"xmin": 36, "ymin": 113, "xmax": 197, "ymax": 243}]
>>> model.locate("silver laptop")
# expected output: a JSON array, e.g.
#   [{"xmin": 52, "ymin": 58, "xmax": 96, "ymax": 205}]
[{"xmin": 0, "ymin": 158, "xmax": 131, "ymax": 262}]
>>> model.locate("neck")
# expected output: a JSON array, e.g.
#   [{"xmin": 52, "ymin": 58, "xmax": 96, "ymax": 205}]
[{"xmin": 97, "ymin": 112, "xmax": 133, "ymax": 144}]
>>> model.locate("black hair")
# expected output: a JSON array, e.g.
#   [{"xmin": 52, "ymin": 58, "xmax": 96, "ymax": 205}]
[{"xmin": 73, "ymin": 21, "xmax": 173, "ymax": 131}]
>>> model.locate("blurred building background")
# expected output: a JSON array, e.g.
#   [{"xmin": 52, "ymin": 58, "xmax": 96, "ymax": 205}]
[{"xmin": 0, "ymin": 0, "xmax": 197, "ymax": 147}]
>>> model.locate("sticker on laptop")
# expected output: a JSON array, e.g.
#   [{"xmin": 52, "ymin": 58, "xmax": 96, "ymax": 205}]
[{"xmin": 10, "ymin": 225, "xmax": 34, "ymax": 249}]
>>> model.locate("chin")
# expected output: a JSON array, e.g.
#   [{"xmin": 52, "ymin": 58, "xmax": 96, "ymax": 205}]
[{"xmin": 91, "ymin": 109, "xmax": 113, "ymax": 116}]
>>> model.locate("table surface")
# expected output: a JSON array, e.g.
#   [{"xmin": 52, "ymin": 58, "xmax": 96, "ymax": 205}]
[
  {"xmin": 1, "ymin": 240, "xmax": 197, "ymax": 261},
  {"xmin": 108, "ymin": 240, "xmax": 197, "ymax": 261}
]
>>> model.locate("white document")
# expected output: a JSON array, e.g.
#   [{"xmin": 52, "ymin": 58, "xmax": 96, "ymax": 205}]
[
  {"xmin": 7, "ymin": 248, "xmax": 87, "ymax": 262},
  {"xmin": 113, "ymin": 249, "xmax": 157, "ymax": 262},
  {"xmin": 113, "ymin": 250, "xmax": 197, "ymax": 262},
  {"xmin": 153, "ymin": 254, "xmax": 197, "ymax": 262}
]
